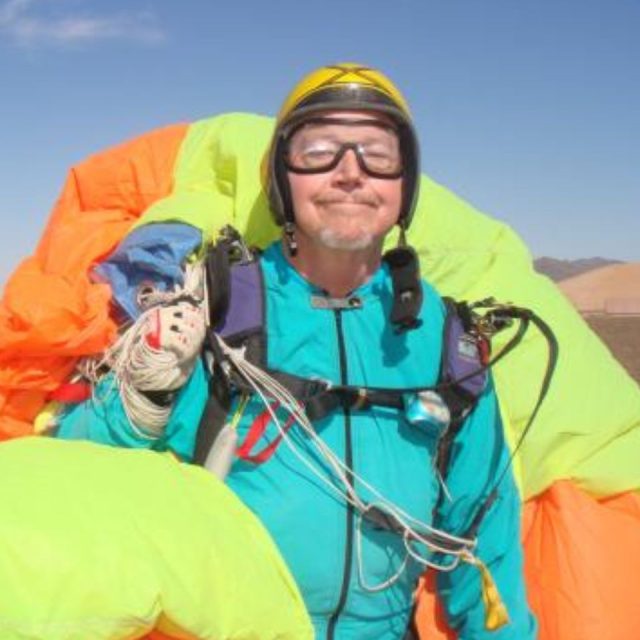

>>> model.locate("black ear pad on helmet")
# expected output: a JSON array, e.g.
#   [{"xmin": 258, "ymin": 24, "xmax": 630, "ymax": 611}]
[
  {"xmin": 395, "ymin": 121, "xmax": 420, "ymax": 230},
  {"xmin": 268, "ymin": 132, "xmax": 293, "ymax": 227}
]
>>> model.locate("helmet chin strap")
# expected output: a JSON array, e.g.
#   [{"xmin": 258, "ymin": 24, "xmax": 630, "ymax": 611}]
[
  {"xmin": 283, "ymin": 221, "xmax": 298, "ymax": 257},
  {"xmin": 383, "ymin": 223, "xmax": 423, "ymax": 332},
  {"xmin": 397, "ymin": 221, "xmax": 408, "ymax": 247}
]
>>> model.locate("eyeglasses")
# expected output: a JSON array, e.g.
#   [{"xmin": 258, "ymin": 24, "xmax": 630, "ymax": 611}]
[{"xmin": 284, "ymin": 118, "xmax": 403, "ymax": 179}]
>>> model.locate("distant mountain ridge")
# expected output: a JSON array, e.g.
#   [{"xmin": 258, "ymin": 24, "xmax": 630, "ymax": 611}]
[{"xmin": 534, "ymin": 257, "xmax": 623, "ymax": 282}]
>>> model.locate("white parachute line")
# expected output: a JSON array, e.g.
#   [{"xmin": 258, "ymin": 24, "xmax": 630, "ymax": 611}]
[
  {"xmin": 234, "ymin": 360, "xmax": 367, "ymax": 511},
  {"xmin": 402, "ymin": 533, "xmax": 462, "ymax": 572},
  {"xmin": 355, "ymin": 509, "xmax": 409, "ymax": 592},
  {"xmin": 230, "ymin": 348, "xmax": 472, "ymax": 548},
  {"xmin": 238, "ymin": 361, "xmax": 366, "ymax": 509},
  {"xmin": 218, "ymin": 339, "xmax": 476, "ymax": 557},
  {"xmin": 223, "ymin": 343, "xmax": 473, "ymax": 549},
  {"xmin": 80, "ymin": 261, "xmax": 207, "ymax": 434},
  {"xmin": 227, "ymin": 347, "xmax": 368, "ymax": 510}
]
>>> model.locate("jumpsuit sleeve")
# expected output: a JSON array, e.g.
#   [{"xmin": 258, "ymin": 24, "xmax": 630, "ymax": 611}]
[
  {"xmin": 53, "ymin": 359, "xmax": 208, "ymax": 462},
  {"xmin": 433, "ymin": 379, "xmax": 537, "ymax": 639}
]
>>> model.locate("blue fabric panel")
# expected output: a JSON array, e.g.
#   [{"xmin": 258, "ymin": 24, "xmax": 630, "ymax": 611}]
[{"xmin": 93, "ymin": 223, "xmax": 202, "ymax": 321}]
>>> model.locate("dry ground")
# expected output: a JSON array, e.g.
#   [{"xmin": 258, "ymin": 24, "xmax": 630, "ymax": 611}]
[{"xmin": 585, "ymin": 315, "xmax": 640, "ymax": 384}]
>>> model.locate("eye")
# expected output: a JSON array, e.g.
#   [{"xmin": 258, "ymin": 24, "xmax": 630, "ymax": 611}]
[
  {"xmin": 363, "ymin": 147, "xmax": 394, "ymax": 167},
  {"xmin": 305, "ymin": 146, "xmax": 334, "ymax": 158},
  {"xmin": 305, "ymin": 140, "xmax": 336, "ymax": 153},
  {"xmin": 359, "ymin": 142, "xmax": 401, "ymax": 172},
  {"xmin": 296, "ymin": 141, "xmax": 339, "ymax": 167},
  {"xmin": 362, "ymin": 142, "xmax": 391, "ymax": 156},
  {"xmin": 367, "ymin": 149, "xmax": 392, "ymax": 160}
]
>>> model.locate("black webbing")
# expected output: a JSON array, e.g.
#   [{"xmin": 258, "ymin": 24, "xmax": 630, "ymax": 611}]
[
  {"xmin": 205, "ymin": 240, "xmax": 232, "ymax": 328},
  {"xmin": 462, "ymin": 308, "xmax": 559, "ymax": 539},
  {"xmin": 193, "ymin": 332, "xmax": 233, "ymax": 465},
  {"xmin": 303, "ymin": 386, "xmax": 404, "ymax": 421},
  {"xmin": 383, "ymin": 246, "xmax": 423, "ymax": 332}
]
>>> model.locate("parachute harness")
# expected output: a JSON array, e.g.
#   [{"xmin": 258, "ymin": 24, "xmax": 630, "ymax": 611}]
[
  {"xmin": 204, "ymin": 294, "xmax": 556, "ymax": 631},
  {"xmin": 212, "ymin": 335, "xmax": 479, "ymax": 587},
  {"xmin": 196, "ymin": 230, "xmax": 558, "ymax": 630}
]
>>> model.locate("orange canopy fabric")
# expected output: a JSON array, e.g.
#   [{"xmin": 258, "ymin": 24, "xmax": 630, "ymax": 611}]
[
  {"xmin": 2, "ymin": 117, "xmax": 638, "ymax": 640},
  {"xmin": 524, "ymin": 483, "xmax": 640, "ymax": 640},
  {"xmin": 0, "ymin": 124, "xmax": 187, "ymax": 439},
  {"xmin": 414, "ymin": 482, "xmax": 640, "ymax": 640}
]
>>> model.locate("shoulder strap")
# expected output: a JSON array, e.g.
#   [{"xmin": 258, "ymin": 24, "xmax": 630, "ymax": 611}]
[
  {"xmin": 434, "ymin": 297, "xmax": 559, "ymax": 537},
  {"xmin": 204, "ymin": 227, "xmax": 268, "ymax": 364},
  {"xmin": 205, "ymin": 233, "xmax": 232, "ymax": 328},
  {"xmin": 434, "ymin": 298, "xmax": 491, "ymax": 476},
  {"xmin": 213, "ymin": 259, "xmax": 267, "ymax": 364},
  {"xmin": 193, "ymin": 230, "xmax": 267, "ymax": 465}
]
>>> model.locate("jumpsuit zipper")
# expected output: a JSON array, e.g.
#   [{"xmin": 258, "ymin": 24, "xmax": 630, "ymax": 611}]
[{"xmin": 327, "ymin": 308, "xmax": 355, "ymax": 640}]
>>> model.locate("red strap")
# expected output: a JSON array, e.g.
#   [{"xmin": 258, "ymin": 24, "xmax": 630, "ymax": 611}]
[
  {"xmin": 478, "ymin": 336, "xmax": 491, "ymax": 366},
  {"xmin": 236, "ymin": 401, "xmax": 297, "ymax": 464},
  {"xmin": 47, "ymin": 381, "xmax": 92, "ymax": 404}
]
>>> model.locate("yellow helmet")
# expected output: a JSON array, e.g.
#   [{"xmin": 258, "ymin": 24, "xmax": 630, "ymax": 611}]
[{"xmin": 266, "ymin": 63, "xmax": 420, "ymax": 232}]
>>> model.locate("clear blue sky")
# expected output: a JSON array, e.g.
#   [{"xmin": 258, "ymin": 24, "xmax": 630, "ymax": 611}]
[{"xmin": 1, "ymin": 0, "xmax": 638, "ymax": 286}]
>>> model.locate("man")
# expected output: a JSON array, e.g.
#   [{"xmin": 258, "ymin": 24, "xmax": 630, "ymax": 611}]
[{"xmin": 55, "ymin": 63, "xmax": 536, "ymax": 638}]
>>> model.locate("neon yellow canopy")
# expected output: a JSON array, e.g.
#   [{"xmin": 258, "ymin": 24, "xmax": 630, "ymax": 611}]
[
  {"xmin": 2, "ymin": 112, "xmax": 639, "ymax": 640},
  {"xmin": 0, "ymin": 437, "xmax": 313, "ymax": 640},
  {"xmin": 138, "ymin": 112, "xmax": 640, "ymax": 500}
]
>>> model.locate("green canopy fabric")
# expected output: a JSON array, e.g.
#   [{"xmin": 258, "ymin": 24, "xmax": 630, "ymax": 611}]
[
  {"xmin": 0, "ymin": 437, "xmax": 312, "ymax": 639},
  {"xmin": 138, "ymin": 112, "xmax": 640, "ymax": 499}
]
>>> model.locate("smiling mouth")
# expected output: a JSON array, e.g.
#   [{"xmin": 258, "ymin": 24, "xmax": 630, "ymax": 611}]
[{"xmin": 317, "ymin": 199, "xmax": 376, "ymax": 208}]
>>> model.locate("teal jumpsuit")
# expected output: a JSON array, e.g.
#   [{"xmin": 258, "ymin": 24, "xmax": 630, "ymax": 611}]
[{"xmin": 56, "ymin": 241, "xmax": 537, "ymax": 639}]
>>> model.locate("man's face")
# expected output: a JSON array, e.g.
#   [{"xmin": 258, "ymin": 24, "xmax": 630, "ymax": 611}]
[{"xmin": 285, "ymin": 112, "xmax": 403, "ymax": 251}]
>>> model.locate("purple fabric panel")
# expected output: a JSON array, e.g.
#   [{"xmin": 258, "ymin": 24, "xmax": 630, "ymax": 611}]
[
  {"xmin": 445, "ymin": 316, "xmax": 487, "ymax": 396},
  {"xmin": 216, "ymin": 262, "xmax": 263, "ymax": 338}
]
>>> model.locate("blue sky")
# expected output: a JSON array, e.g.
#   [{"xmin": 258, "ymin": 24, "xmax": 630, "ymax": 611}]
[{"xmin": 1, "ymin": 0, "xmax": 638, "ymax": 286}]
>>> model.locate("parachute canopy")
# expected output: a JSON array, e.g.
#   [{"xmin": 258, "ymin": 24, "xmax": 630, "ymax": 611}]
[
  {"xmin": 0, "ymin": 112, "xmax": 638, "ymax": 640},
  {"xmin": 0, "ymin": 437, "xmax": 312, "ymax": 640}
]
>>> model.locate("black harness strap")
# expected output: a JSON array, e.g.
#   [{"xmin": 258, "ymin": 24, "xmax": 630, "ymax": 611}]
[
  {"xmin": 193, "ymin": 331, "xmax": 234, "ymax": 465},
  {"xmin": 383, "ymin": 246, "xmax": 423, "ymax": 332},
  {"xmin": 462, "ymin": 305, "xmax": 559, "ymax": 540},
  {"xmin": 432, "ymin": 298, "xmax": 490, "ymax": 476},
  {"xmin": 194, "ymin": 229, "xmax": 266, "ymax": 465},
  {"xmin": 251, "ymin": 367, "xmax": 406, "ymax": 422},
  {"xmin": 434, "ymin": 385, "xmax": 476, "ymax": 478},
  {"xmin": 428, "ymin": 299, "xmax": 559, "ymax": 540},
  {"xmin": 196, "ymin": 228, "xmax": 560, "ymax": 551},
  {"xmin": 205, "ymin": 236, "xmax": 232, "ymax": 328},
  {"xmin": 303, "ymin": 386, "xmax": 405, "ymax": 421}
]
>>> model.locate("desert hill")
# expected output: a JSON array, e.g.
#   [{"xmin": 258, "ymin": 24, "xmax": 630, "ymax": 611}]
[
  {"xmin": 534, "ymin": 257, "xmax": 622, "ymax": 282},
  {"xmin": 558, "ymin": 262, "xmax": 640, "ymax": 315},
  {"xmin": 555, "ymin": 262, "xmax": 640, "ymax": 383}
]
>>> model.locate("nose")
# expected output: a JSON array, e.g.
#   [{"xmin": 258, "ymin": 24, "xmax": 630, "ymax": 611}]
[{"xmin": 332, "ymin": 147, "xmax": 365, "ymax": 186}]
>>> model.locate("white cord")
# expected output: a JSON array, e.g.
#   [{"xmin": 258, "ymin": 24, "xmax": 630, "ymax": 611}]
[
  {"xmin": 224, "ymin": 343, "xmax": 471, "ymax": 545},
  {"xmin": 355, "ymin": 507, "xmax": 410, "ymax": 592},
  {"xmin": 80, "ymin": 263, "xmax": 206, "ymax": 435},
  {"xmin": 215, "ymin": 337, "xmax": 477, "ymax": 588}
]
